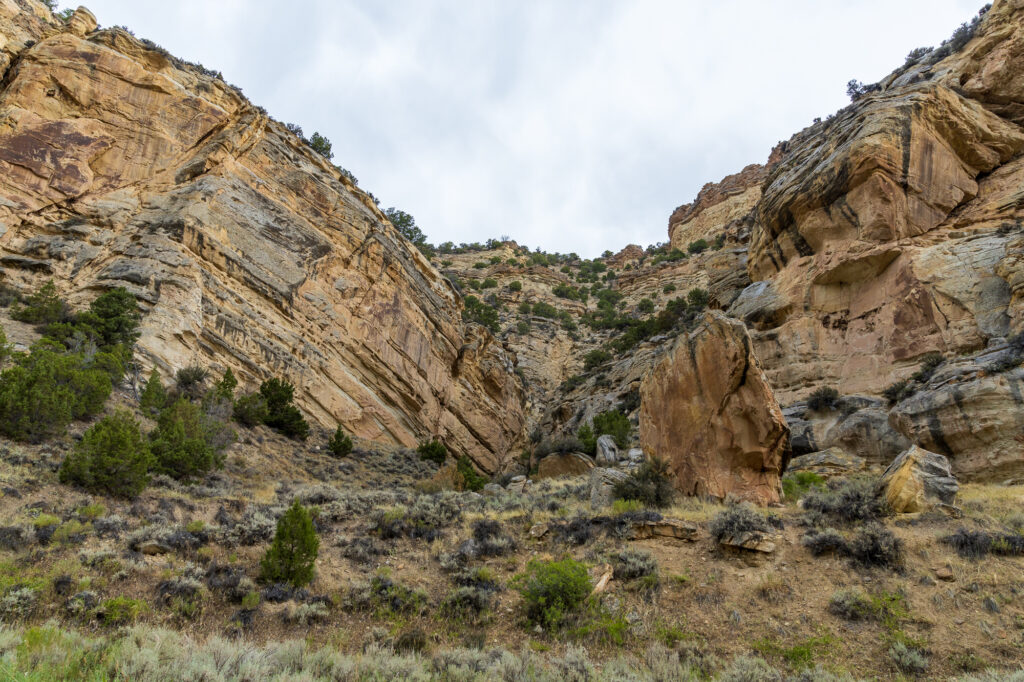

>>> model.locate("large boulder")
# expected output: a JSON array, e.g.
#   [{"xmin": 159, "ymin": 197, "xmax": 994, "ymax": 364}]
[
  {"xmin": 880, "ymin": 445, "xmax": 959, "ymax": 513},
  {"xmin": 594, "ymin": 435, "xmax": 619, "ymax": 465},
  {"xmin": 535, "ymin": 452, "xmax": 594, "ymax": 480},
  {"xmin": 639, "ymin": 311, "xmax": 790, "ymax": 504},
  {"xmin": 889, "ymin": 366, "xmax": 1024, "ymax": 481},
  {"xmin": 589, "ymin": 467, "xmax": 629, "ymax": 509}
]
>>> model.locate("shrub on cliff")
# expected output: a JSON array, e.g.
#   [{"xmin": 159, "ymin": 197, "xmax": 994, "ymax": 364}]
[
  {"xmin": 807, "ymin": 386, "xmax": 839, "ymax": 412},
  {"xmin": 260, "ymin": 500, "xmax": 319, "ymax": 588},
  {"xmin": 456, "ymin": 455, "xmax": 488, "ymax": 492},
  {"xmin": 592, "ymin": 409, "xmax": 632, "ymax": 448},
  {"xmin": 139, "ymin": 369, "xmax": 168, "ymax": 416},
  {"xmin": 328, "ymin": 425, "xmax": 353, "ymax": 458},
  {"xmin": 308, "ymin": 132, "xmax": 333, "ymax": 160},
  {"xmin": 233, "ymin": 393, "xmax": 268, "ymax": 426},
  {"xmin": 418, "ymin": 438, "xmax": 447, "ymax": 464},
  {"xmin": 60, "ymin": 410, "xmax": 153, "ymax": 498},
  {"xmin": 150, "ymin": 398, "xmax": 232, "ymax": 479},
  {"xmin": 462, "ymin": 295, "xmax": 499, "ymax": 333},
  {"xmin": 260, "ymin": 378, "xmax": 310, "ymax": 440},
  {"xmin": 0, "ymin": 343, "xmax": 111, "ymax": 442},
  {"xmin": 10, "ymin": 280, "xmax": 67, "ymax": 326}
]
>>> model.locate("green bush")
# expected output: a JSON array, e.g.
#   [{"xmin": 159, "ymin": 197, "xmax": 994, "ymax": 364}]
[
  {"xmin": 686, "ymin": 288, "xmax": 709, "ymax": 309},
  {"xmin": 0, "ymin": 344, "xmax": 111, "ymax": 442},
  {"xmin": 462, "ymin": 295, "xmax": 499, "ymax": 333},
  {"xmin": 508, "ymin": 281, "xmax": 522, "ymax": 292},
  {"xmin": 663, "ymin": 283, "xmax": 677, "ymax": 294},
  {"xmin": 99, "ymin": 596, "xmax": 147, "ymax": 626},
  {"xmin": 139, "ymin": 369, "xmax": 167, "ymax": 415},
  {"xmin": 583, "ymin": 349, "xmax": 611, "ymax": 371},
  {"xmin": 781, "ymin": 471, "xmax": 826, "ymax": 501},
  {"xmin": 480, "ymin": 278, "xmax": 498, "ymax": 289},
  {"xmin": 456, "ymin": 455, "xmax": 488, "ymax": 491},
  {"xmin": 233, "ymin": 392, "xmax": 268, "ymax": 426},
  {"xmin": 687, "ymin": 239, "xmax": 709, "ymax": 254},
  {"xmin": 612, "ymin": 457, "xmax": 675, "ymax": 508},
  {"xmin": 260, "ymin": 378, "xmax": 309, "ymax": 440},
  {"xmin": 260, "ymin": 500, "xmax": 319, "ymax": 588},
  {"xmin": 638, "ymin": 298, "xmax": 655, "ymax": 313},
  {"xmin": 175, "ymin": 365, "xmax": 208, "ymax": 400},
  {"xmin": 150, "ymin": 399, "xmax": 229, "ymax": 479},
  {"xmin": 592, "ymin": 409, "xmax": 632, "ymax": 448},
  {"xmin": 10, "ymin": 280, "xmax": 66, "ymax": 325},
  {"xmin": 213, "ymin": 368, "xmax": 238, "ymax": 401},
  {"xmin": 59, "ymin": 410, "xmax": 153, "ymax": 498},
  {"xmin": 327, "ymin": 425, "xmax": 353, "ymax": 458},
  {"xmin": 576, "ymin": 424, "xmax": 596, "ymax": 454},
  {"xmin": 511, "ymin": 557, "xmax": 592, "ymax": 630},
  {"xmin": 76, "ymin": 287, "xmax": 141, "ymax": 350},
  {"xmin": 417, "ymin": 438, "xmax": 447, "ymax": 465},
  {"xmin": 807, "ymin": 386, "xmax": 839, "ymax": 411}
]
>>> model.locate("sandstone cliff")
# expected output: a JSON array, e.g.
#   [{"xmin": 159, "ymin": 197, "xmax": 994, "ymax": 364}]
[{"xmin": 0, "ymin": 4, "xmax": 525, "ymax": 472}]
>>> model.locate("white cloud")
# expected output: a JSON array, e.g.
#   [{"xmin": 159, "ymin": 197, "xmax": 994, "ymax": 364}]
[{"xmin": 81, "ymin": 0, "xmax": 985, "ymax": 256}]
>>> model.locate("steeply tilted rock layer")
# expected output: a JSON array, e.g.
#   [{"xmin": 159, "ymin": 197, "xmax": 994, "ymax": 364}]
[{"xmin": 0, "ymin": 4, "xmax": 525, "ymax": 472}]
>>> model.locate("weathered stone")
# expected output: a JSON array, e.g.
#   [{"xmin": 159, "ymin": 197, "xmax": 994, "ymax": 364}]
[
  {"xmin": 528, "ymin": 523, "xmax": 549, "ymax": 539},
  {"xmin": 595, "ymin": 435, "xmax": 619, "ymax": 465},
  {"xmin": 717, "ymin": 531, "xmax": 778, "ymax": 555},
  {"xmin": 822, "ymin": 408, "xmax": 911, "ymax": 466},
  {"xmin": 138, "ymin": 541, "xmax": 171, "ymax": 556},
  {"xmin": 628, "ymin": 518, "xmax": 699, "ymax": 541},
  {"xmin": 787, "ymin": 447, "xmax": 866, "ymax": 479},
  {"xmin": 880, "ymin": 445, "xmax": 960, "ymax": 513},
  {"xmin": 626, "ymin": 448, "xmax": 645, "ymax": 464},
  {"xmin": 889, "ymin": 367, "xmax": 1024, "ymax": 482},
  {"xmin": 482, "ymin": 483, "xmax": 504, "ymax": 496},
  {"xmin": 535, "ymin": 451, "xmax": 594, "ymax": 479},
  {"xmin": 589, "ymin": 467, "xmax": 629, "ymax": 509},
  {"xmin": 0, "ymin": 14, "xmax": 525, "ymax": 474},
  {"xmin": 639, "ymin": 311, "xmax": 790, "ymax": 504}
]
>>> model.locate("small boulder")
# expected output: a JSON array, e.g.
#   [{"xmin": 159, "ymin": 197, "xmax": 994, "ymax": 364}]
[
  {"xmin": 629, "ymin": 518, "xmax": 699, "ymax": 541},
  {"xmin": 589, "ymin": 467, "xmax": 629, "ymax": 509},
  {"xmin": 787, "ymin": 447, "xmax": 866, "ymax": 479},
  {"xmin": 482, "ymin": 483, "xmax": 504, "ymax": 496},
  {"xmin": 627, "ymin": 448, "xmax": 645, "ymax": 464},
  {"xmin": 535, "ymin": 452, "xmax": 594, "ymax": 480},
  {"xmin": 880, "ymin": 445, "xmax": 959, "ymax": 513},
  {"xmin": 138, "ymin": 540, "xmax": 171, "ymax": 556},
  {"xmin": 595, "ymin": 435, "xmax": 619, "ymax": 465}
]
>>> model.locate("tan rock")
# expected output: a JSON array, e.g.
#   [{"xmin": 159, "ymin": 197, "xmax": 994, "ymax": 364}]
[
  {"xmin": 787, "ymin": 447, "xmax": 866, "ymax": 479},
  {"xmin": 639, "ymin": 311, "xmax": 790, "ymax": 504},
  {"xmin": 879, "ymin": 445, "xmax": 959, "ymax": 513},
  {"xmin": 534, "ymin": 452, "xmax": 594, "ymax": 480},
  {"xmin": 628, "ymin": 518, "xmax": 699, "ymax": 541},
  {"xmin": 0, "ymin": 20, "xmax": 525, "ymax": 472}
]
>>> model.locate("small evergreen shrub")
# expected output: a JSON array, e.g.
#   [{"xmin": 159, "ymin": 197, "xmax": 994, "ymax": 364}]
[
  {"xmin": 638, "ymin": 298, "xmax": 655, "ymax": 313},
  {"xmin": 687, "ymin": 239, "xmax": 709, "ymax": 254},
  {"xmin": 174, "ymin": 365, "xmax": 209, "ymax": 399},
  {"xmin": 139, "ymin": 369, "xmax": 168, "ymax": 415},
  {"xmin": 686, "ymin": 288, "xmax": 709, "ymax": 309},
  {"xmin": 260, "ymin": 500, "xmax": 319, "ymax": 588},
  {"xmin": 233, "ymin": 392, "xmax": 268, "ymax": 426},
  {"xmin": 150, "ymin": 398, "xmax": 231, "ymax": 479},
  {"xmin": 612, "ymin": 457, "xmax": 675, "ymax": 508},
  {"xmin": 456, "ymin": 455, "xmax": 487, "ymax": 491},
  {"xmin": 508, "ymin": 281, "xmax": 522, "ymax": 292},
  {"xmin": 10, "ymin": 280, "xmax": 66, "ymax": 325},
  {"xmin": 583, "ymin": 349, "xmax": 611, "ymax": 370},
  {"xmin": 0, "ymin": 344, "xmax": 111, "ymax": 442},
  {"xmin": 511, "ymin": 557, "xmax": 592, "ymax": 630},
  {"xmin": 591, "ymin": 409, "xmax": 632, "ymax": 448},
  {"xmin": 59, "ymin": 410, "xmax": 153, "ymax": 498},
  {"xmin": 213, "ymin": 368, "xmax": 238, "ymax": 401},
  {"xmin": 260, "ymin": 378, "xmax": 310, "ymax": 440},
  {"xmin": 417, "ymin": 438, "xmax": 447, "ymax": 464},
  {"xmin": 327, "ymin": 425, "xmax": 353, "ymax": 458}
]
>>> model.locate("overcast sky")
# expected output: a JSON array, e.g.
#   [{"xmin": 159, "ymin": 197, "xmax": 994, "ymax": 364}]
[{"xmin": 77, "ymin": 1, "xmax": 984, "ymax": 256}]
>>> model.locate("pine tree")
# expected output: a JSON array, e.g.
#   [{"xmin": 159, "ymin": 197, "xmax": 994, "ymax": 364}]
[
  {"xmin": 214, "ymin": 367, "xmax": 238, "ymax": 401},
  {"xmin": 260, "ymin": 500, "xmax": 319, "ymax": 587},
  {"xmin": 327, "ymin": 424, "xmax": 353, "ymax": 458},
  {"xmin": 139, "ymin": 369, "xmax": 167, "ymax": 415}
]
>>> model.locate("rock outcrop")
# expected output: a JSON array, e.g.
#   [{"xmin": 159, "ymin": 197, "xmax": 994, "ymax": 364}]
[
  {"xmin": 879, "ymin": 445, "xmax": 959, "ymax": 513},
  {"xmin": 0, "ymin": 7, "xmax": 525, "ymax": 471},
  {"xmin": 639, "ymin": 311, "xmax": 790, "ymax": 504}
]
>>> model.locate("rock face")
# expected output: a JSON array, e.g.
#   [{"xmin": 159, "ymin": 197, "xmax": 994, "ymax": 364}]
[
  {"xmin": 594, "ymin": 435, "xmax": 619, "ymax": 465},
  {"xmin": 639, "ymin": 311, "xmax": 790, "ymax": 504},
  {"xmin": 889, "ymin": 363, "xmax": 1024, "ymax": 481},
  {"xmin": 0, "ymin": 8, "xmax": 525, "ymax": 471},
  {"xmin": 535, "ymin": 452, "xmax": 594, "ymax": 480},
  {"xmin": 589, "ymin": 467, "xmax": 629, "ymax": 509},
  {"xmin": 880, "ymin": 445, "xmax": 959, "ymax": 513},
  {"xmin": 787, "ymin": 448, "xmax": 866, "ymax": 479}
]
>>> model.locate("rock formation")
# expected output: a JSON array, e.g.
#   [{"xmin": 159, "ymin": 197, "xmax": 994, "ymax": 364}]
[
  {"xmin": 638, "ymin": 311, "xmax": 790, "ymax": 504},
  {"xmin": 0, "ymin": 6, "xmax": 525, "ymax": 471},
  {"xmin": 879, "ymin": 445, "xmax": 960, "ymax": 513}
]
